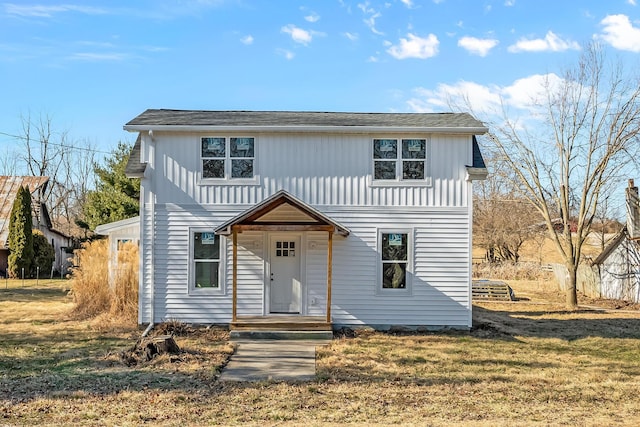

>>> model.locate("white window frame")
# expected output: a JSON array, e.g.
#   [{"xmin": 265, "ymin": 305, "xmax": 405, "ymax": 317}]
[
  {"xmin": 188, "ymin": 228, "xmax": 226, "ymax": 295},
  {"xmin": 199, "ymin": 136, "xmax": 259, "ymax": 184},
  {"xmin": 370, "ymin": 137, "xmax": 431, "ymax": 187},
  {"xmin": 376, "ymin": 228, "xmax": 413, "ymax": 296}
]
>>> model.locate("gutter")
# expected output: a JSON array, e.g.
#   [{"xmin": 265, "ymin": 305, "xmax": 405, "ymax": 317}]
[{"xmin": 124, "ymin": 124, "xmax": 489, "ymax": 135}]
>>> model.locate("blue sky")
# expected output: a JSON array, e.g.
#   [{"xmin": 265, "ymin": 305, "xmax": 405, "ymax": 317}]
[{"xmin": 1, "ymin": 0, "xmax": 640, "ymax": 156}]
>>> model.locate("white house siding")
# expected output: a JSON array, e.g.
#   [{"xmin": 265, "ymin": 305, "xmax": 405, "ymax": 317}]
[
  {"xmin": 141, "ymin": 203, "xmax": 471, "ymax": 327},
  {"xmin": 145, "ymin": 132, "xmax": 471, "ymax": 208},
  {"xmin": 137, "ymin": 130, "xmax": 475, "ymax": 327},
  {"xmin": 599, "ymin": 240, "xmax": 640, "ymax": 303}
]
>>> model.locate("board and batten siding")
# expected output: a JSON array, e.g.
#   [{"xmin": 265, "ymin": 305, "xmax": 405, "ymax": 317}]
[
  {"xmin": 138, "ymin": 203, "xmax": 472, "ymax": 327},
  {"xmin": 142, "ymin": 132, "xmax": 472, "ymax": 208},
  {"xmin": 599, "ymin": 241, "xmax": 640, "ymax": 303}
]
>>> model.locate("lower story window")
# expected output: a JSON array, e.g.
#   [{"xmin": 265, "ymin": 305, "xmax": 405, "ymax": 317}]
[
  {"xmin": 192, "ymin": 230, "xmax": 222, "ymax": 292},
  {"xmin": 380, "ymin": 231, "xmax": 411, "ymax": 291}
]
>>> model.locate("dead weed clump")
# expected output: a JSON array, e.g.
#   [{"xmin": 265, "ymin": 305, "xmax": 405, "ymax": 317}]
[
  {"xmin": 473, "ymin": 261, "xmax": 554, "ymax": 281},
  {"xmin": 68, "ymin": 239, "xmax": 138, "ymax": 324}
]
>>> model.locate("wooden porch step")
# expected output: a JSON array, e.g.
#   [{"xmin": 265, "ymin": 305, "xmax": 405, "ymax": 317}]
[
  {"xmin": 230, "ymin": 329, "xmax": 334, "ymax": 341},
  {"xmin": 472, "ymin": 280, "xmax": 515, "ymax": 301},
  {"xmin": 231, "ymin": 315, "xmax": 332, "ymax": 332}
]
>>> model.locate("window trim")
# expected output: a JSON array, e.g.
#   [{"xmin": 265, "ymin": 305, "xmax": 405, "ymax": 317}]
[
  {"xmin": 188, "ymin": 228, "xmax": 226, "ymax": 295},
  {"xmin": 370, "ymin": 136, "xmax": 431, "ymax": 187},
  {"xmin": 376, "ymin": 228, "xmax": 413, "ymax": 296},
  {"xmin": 199, "ymin": 136, "xmax": 259, "ymax": 185}
]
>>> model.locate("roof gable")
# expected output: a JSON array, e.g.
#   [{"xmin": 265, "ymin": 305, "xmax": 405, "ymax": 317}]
[
  {"xmin": 0, "ymin": 176, "xmax": 50, "ymax": 247},
  {"xmin": 215, "ymin": 190, "xmax": 350, "ymax": 237}
]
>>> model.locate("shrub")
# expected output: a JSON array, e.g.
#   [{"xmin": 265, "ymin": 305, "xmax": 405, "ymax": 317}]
[
  {"xmin": 32, "ymin": 230, "xmax": 55, "ymax": 277},
  {"xmin": 68, "ymin": 239, "xmax": 138, "ymax": 323},
  {"xmin": 473, "ymin": 261, "xmax": 555, "ymax": 281},
  {"xmin": 7, "ymin": 186, "xmax": 34, "ymax": 278},
  {"xmin": 68, "ymin": 239, "xmax": 111, "ymax": 318},
  {"xmin": 110, "ymin": 240, "xmax": 139, "ymax": 323}
]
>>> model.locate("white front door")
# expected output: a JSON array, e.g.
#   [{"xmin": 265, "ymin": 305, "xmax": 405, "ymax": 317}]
[{"xmin": 269, "ymin": 235, "xmax": 301, "ymax": 314}]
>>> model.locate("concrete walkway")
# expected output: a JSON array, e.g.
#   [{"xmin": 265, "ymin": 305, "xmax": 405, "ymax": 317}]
[{"xmin": 219, "ymin": 340, "xmax": 328, "ymax": 382}]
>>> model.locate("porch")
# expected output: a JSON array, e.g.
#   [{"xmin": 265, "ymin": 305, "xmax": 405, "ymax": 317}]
[
  {"xmin": 231, "ymin": 315, "xmax": 332, "ymax": 331},
  {"xmin": 230, "ymin": 315, "xmax": 334, "ymax": 340},
  {"xmin": 214, "ymin": 190, "xmax": 350, "ymax": 336}
]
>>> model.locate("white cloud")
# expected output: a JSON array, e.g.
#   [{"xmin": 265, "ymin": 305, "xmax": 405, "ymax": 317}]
[
  {"xmin": 508, "ymin": 31, "xmax": 580, "ymax": 53},
  {"xmin": 387, "ymin": 33, "xmax": 439, "ymax": 59},
  {"xmin": 596, "ymin": 14, "xmax": 640, "ymax": 52},
  {"xmin": 400, "ymin": 0, "xmax": 414, "ymax": 8},
  {"xmin": 305, "ymin": 12, "xmax": 320, "ymax": 22},
  {"xmin": 504, "ymin": 0, "xmax": 515, "ymax": 6},
  {"xmin": 69, "ymin": 52, "xmax": 129, "ymax": 62},
  {"xmin": 358, "ymin": 2, "xmax": 384, "ymax": 35},
  {"xmin": 458, "ymin": 36, "xmax": 499, "ymax": 56},
  {"xmin": 281, "ymin": 24, "xmax": 313, "ymax": 45},
  {"xmin": 240, "ymin": 35, "xmax": 254, "ymax": 45},
  {"xmin": 3, "ymin": 3, "xmax": 107, "ymax": 17},
  {"xmin": 276, "ymin": 48, "xmax": 295, "ymax": 60},
  {"xmin": 344, "ymin": 32, "xmax": 359, "ymax": 41},
  {"xmin": 628, "ymin": 0, "xmax": 637, "ymax": 5},
  {"xmin": 405, "ymin": 73, "xmax": 563, "ymax": 114}
]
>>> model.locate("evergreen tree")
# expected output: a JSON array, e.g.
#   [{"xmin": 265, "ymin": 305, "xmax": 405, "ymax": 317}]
[
  {"xmin": 83, "ymin": 142, "xmax": 140, "ymax": 230},
  {"xmin": 32, "ymin": 230, "xmax": 55, "ymax": 277},
  {"xmin": 8, "ymin": 186, "xmax": 34, "ymax": 278}
]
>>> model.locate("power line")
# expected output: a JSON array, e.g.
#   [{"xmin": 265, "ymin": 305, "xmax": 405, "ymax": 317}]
[{"xmin": 0, "ymin": 131, "xmax": 119, "ymax": 155}]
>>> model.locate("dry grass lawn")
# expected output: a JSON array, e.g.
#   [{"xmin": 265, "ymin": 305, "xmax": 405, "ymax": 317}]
[{"xmin": 1, "ymin": 280, "xmax": 639, "ymax": 426}]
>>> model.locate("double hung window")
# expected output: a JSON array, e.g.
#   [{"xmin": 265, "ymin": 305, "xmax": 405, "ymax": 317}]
[
  {"xmin": 201, "ymin": 137, "xmax": 255, "ymax": 179},
  {"xmin": 373, "ymin": 138, "xmax": 427, "ymax": 181},
  {"xmin": 191, "ymin": 230, "xmax": 223, "ymax": 293},
  {"xmin": 378, "ymin": 230, "xmax": 412, "ymax": 293}
]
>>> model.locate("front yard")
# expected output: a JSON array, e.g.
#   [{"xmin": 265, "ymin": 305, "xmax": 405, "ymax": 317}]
[{"xmin": 1, "ymin": 280, "xmax": 639, "ymax": 426}]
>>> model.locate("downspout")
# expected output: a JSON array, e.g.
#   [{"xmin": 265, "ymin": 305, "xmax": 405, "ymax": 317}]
[
  {"xmin": 141, "ymin": 132, "xmax": 156, "ymax": 337},
  {"xmin": 141, "ymin": 321, "xmax": 154, "ymax": 338}
]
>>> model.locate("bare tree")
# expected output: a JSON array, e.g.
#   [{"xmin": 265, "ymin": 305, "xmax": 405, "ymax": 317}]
[
  {"xmin": 486, "ymin": 44, "xmax": 640, "ymax": 308},
  {"xmin": 19, "ymin": 112, "xmax": 70, "ymax": 208},
  {"xmin": 474, "ymin": 149, "xmax": 545, "ymax": 262},
  {"xmin": 0, "ymin": 147, "xmax": 18, "ymax": 175}
]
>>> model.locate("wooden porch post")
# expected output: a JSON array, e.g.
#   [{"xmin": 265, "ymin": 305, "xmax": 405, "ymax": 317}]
[
  {"xmin": 326, "ymin": 230, "xmax": 333, "ymax": 324},
  {"xmin": 232, "ymin": 227, "xmax": 238, "ymax": 323}
]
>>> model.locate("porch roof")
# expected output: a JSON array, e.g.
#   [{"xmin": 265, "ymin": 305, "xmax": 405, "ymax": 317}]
[{"xmin": 214, "ymin": 190, "xmax": 350, "ymax": 237}]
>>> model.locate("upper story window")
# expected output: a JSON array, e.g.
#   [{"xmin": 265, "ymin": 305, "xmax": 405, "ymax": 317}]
[
  {"xmin": 201, "ymin": 137, "xmax": 255, "ymax": 179},
  {"xmin": 373, "ymin": 138, "xmax": 427, "ymax": 181}
]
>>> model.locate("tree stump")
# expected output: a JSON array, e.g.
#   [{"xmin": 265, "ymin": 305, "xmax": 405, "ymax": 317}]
[{"xmin": 144, "ymin": 335, "xmax": 180, "ymax": 361}]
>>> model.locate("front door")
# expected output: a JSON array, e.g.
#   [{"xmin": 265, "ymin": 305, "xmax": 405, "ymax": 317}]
[{"xmin": 269, "ymin": 235, "xmax": 301, "ymax": 314}]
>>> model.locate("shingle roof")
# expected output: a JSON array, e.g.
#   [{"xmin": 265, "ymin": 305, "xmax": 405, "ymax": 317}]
[
  {"xmin": 0, "ymin": 176, "xmax": 49, "ymax": 248},
  {"xmin": 124, "ymin": 109, "xmax": 487, "ymax": 131},
  {"xmin": 125, "ymin": 134, "xmax": 146, "ymax": 178}
]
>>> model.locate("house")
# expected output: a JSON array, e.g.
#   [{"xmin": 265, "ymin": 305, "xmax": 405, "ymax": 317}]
[
  {"xmin": 592, "ymin": 180, "xmax": 640, "ymax": 303},
  {"xmin": 0, "ymin": 176, "xmax": 72, "ymax": 277},
  {"xmin": 94, "ymin": 216, "xmax": 140, "ymax": 286},
  {"xmin": 123, "ymin": 109, "xmax": 488, "ymax": 330}
]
